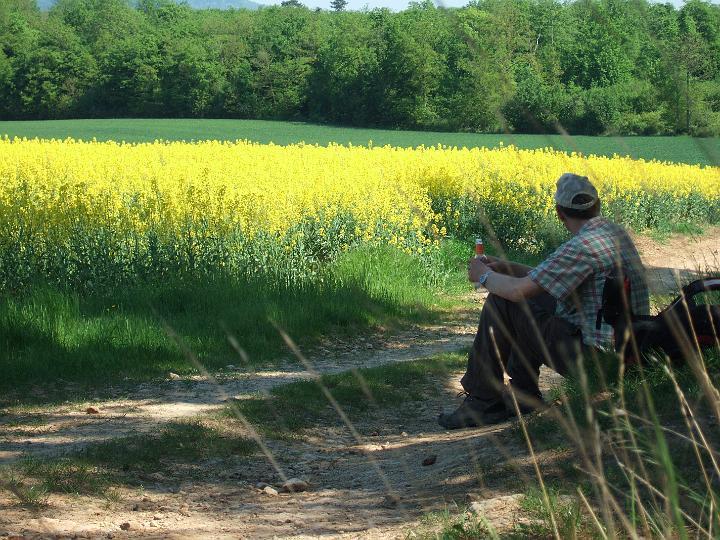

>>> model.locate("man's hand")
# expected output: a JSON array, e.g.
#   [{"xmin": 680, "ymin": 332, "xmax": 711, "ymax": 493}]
[
  {"xmin": 480, "ymin": 255, "xmax": 533, "ymax": 278},
  {"xmin": 468, "ymin": 257, "xmax": 491, "ymax": 283},
  {"xmin": 469, "ymin": 255, "xmax": 544, "ymax": 301},
  {"xmin": 474, "ymin": 255, "xmax": 526, "ymax": 277},
  {"xmin": 483, "ymin": 255, "xmax": 514, "ymax": 275}
]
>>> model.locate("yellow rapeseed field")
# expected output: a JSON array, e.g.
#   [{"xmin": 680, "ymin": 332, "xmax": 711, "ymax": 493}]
[{"xmin": 1, "ymin": 137, "xmax": 718, "ymax": 287}]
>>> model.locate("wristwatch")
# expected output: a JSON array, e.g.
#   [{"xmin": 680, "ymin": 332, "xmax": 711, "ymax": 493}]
[{"xmin": 476, "ymin": 270, "xmax": 493, "ymax": 288}]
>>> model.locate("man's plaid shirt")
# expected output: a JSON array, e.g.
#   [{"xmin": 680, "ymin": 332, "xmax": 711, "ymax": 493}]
[{"xmin": 528, "ymin": 216, "xmax": 649, "ymax": 350}]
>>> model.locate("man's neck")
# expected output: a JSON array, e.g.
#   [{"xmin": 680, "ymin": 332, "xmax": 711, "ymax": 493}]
[{"xmin": 566, "ymin": 216, "xmax": 595, "ymax": 235}]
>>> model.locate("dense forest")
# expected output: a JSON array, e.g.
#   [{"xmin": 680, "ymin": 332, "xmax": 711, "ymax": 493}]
[
  {"xmin": 37, "ymin": 0, "xmax": 263, "ymax": 10},
  {"xmin": 1, "ymin": 0, "xmax": 720, "ymax": 135}
]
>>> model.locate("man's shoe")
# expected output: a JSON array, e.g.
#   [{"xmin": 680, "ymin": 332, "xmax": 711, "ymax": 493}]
[
  {"xmin": 480, "ymin": 389, "xmax": 549, "ymax": 425},
  {"xmin": 480, "ymin": 400, "xmax": 513, "ymax": 424},
  {"xmin": 438, "ymin": 394, "xmax": 496, "ymax": 430},
  {"xmin": 502, "ymin": 387, "xmax": 547, "ymax": 416}
]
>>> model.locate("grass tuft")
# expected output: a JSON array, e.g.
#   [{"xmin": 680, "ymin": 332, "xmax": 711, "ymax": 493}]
[
  {"xmin": 518, "ymin": 487, "xmax": 589, "ymax": 539},
  {"xmin": 1, "ymin": 472, "xmax": 50, "ymax": 507},
  {"xmin": 412, "ymin": 505, "xmax": 497, "ymax": 540},
  {"xmin": 232, "ymin": 353, "xmax": 466, "ymax": 438},
  {"xmin": 0, "ymin": 420, "xmax": 258, "ymax": 504}
]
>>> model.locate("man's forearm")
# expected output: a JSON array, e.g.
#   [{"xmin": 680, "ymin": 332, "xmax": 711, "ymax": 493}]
[
  {"xmin": 509, "ymin": 262, "xmax": 533, "ymax": 277},
  {"xmin": 469, "ymin": 256, "xmax": 543, "ymax": 302},
  {"xmin": 483, "ymin": 273, "xmax": 543, "ymax": 302},
  {"xmin": 487, "ymin": 259, "xmax": 533, "ymax": 277}
]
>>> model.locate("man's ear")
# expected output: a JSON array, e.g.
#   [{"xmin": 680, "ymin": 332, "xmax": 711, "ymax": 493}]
[{"xmin": 555, "ymin": 206, "xmax": 565, "ymax": 223}]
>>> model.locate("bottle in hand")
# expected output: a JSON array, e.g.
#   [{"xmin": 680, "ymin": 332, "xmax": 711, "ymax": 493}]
[{"xmin": 475, "ymin": 237, "xmax": 484, "ymax": 258}]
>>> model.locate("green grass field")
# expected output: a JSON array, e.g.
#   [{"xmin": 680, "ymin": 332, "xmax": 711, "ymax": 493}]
[
  {"xmin": 0, "ymin": 242, "xmax": 471, "ymax": 403},
  {"xmin": 1, "ymin": 119, "xmax": 719, "ymax": 165}
]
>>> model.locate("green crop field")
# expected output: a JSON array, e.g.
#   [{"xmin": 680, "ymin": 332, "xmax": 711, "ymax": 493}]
[{"xmin": 1, "ymin": 119, "xmax": 719, "ymax": 166}]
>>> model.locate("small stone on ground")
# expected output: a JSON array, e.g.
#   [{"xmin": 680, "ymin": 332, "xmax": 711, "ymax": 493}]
[{"xmin": 281, "ymin": 478, "xmax": 309, "ymax": 493}]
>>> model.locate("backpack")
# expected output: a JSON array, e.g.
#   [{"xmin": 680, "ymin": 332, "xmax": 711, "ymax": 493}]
[{"xmin": 598, "ymin": 272, "xmax": 720, "ymax": 365}]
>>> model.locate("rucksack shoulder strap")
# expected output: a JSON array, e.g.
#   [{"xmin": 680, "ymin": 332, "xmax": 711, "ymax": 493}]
[
  {"xmin": 597, "ymin": 270, "xmax": 633, "ymax": 330},
  {"xmin": 682, "ymin": 277, "xmax": 720, "ymax": 298},
  {"xmin": 660, "ymin": 277, "xmax": 720, "ymax": 313}
]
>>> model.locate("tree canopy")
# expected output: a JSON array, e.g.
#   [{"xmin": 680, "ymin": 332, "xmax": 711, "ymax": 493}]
[{"xmin": 1, "ymin": 0, "xmax": 719, "ymax": 135}]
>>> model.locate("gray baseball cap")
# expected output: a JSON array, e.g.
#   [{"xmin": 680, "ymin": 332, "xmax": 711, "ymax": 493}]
[{"xmin": 554, "ymin": 173, "xmax": 599, "ymax": 210}]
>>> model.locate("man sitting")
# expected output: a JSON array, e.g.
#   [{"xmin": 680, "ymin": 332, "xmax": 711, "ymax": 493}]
[{"xmin": 438, "ymin": 173, "xmax": 649, "ymax": 429}]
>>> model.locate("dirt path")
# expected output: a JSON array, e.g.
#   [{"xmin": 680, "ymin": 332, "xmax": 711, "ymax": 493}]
[
  {"xmin": 0, "ymin": 355, "xmax": 564, "ymax": 539},
  {"xmin": 1, "ymin": 229, "xmax": 718, "ymax": 538},
  {"xmin": 0, "ymin": 311, "xmax": 480, "ymax": 463},
  {"xmin": 632, "ymin": 227, "xmax": 720, "ymax": 293}
]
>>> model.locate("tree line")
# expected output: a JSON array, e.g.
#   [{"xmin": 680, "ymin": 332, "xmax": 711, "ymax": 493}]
[{"xmin": 1, "ymin": 0, "xmax": 719, "ymax": 135}]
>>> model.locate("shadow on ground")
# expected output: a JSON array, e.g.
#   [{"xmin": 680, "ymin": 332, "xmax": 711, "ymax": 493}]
[{"xmin": 1, "ymin": 358, "xmax": 575, "ymax": 538}]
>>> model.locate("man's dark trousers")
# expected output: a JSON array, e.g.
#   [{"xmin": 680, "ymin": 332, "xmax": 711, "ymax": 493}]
[{"xmin": 461, "ymin": 292, "xmax": 589, "ymax": 403}]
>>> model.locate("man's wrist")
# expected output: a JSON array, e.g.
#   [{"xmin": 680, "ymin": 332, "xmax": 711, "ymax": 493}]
[{"xmin": 475, "ymin": 270, "xmax": 493, "ymax": 289}]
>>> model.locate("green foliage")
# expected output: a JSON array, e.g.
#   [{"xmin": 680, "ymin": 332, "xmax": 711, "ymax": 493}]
[
  {"xmin": 2, "ymin": 0, "xmax": 720, "ymax": 135},
  {"xmin": 0, "ymin": 244, "xmax": 464, "ymax": 394},
  {"xmin": 520, "ymin": 349, "xmax": 720, "ymax": 537},
  {"xmin": 518, "ymin": 487, "xmax": 588, "ymax": 539}
]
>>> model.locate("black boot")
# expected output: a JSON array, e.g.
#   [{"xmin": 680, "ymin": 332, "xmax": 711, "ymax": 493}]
[
  {"xmin": 481, "ymin": 387, "xmax": 547, "ymax": 425},
  {"xmin": 438, "ymin": 393, "xmax": 497, "ymax": 429},
  {"xmin": 480, "ymin": 400, "xmax": 513, "ymax": 424}
]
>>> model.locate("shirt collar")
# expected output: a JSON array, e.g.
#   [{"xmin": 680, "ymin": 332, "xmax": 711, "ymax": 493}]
[{"xmin": 577, "ymin": 216, "xmax": 605, "ymax": 235}]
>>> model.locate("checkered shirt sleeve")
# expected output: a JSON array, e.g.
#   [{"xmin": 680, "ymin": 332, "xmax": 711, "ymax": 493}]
[{"xmin": 528, "ymin": 238, "xmax": 594, "ymax": 301}]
